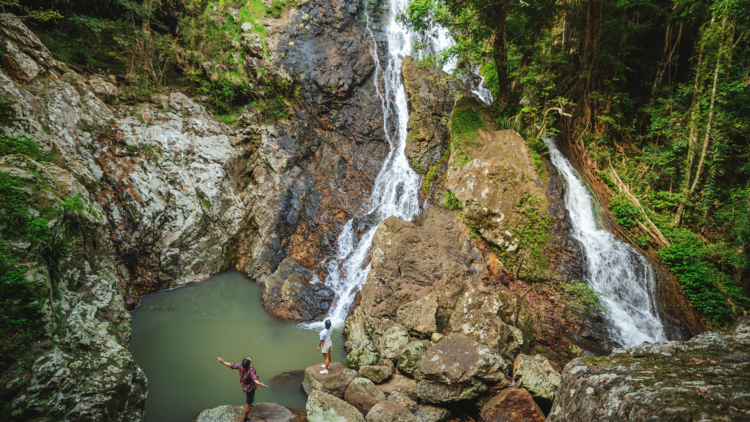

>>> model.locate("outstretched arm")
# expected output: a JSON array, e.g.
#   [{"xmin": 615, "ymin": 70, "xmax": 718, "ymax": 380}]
[
  {"xmin": 217, "ymin": 357, "xmax": 231, "ymax": 368},
  {"xmin": 255, "ymin": 379, "xmax": 268, "ymax": 388}
]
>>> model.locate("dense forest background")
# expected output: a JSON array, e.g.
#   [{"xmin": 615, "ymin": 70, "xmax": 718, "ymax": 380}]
[{"xmin": 2, "ymin": 0, "xmax": 749, "ymax": 330}]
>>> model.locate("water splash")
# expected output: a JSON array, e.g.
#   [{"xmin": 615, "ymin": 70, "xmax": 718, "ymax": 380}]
[
  {"xmin": 305, "ymin": 0, "xmax": 421, "ymax": 328},
  {"xmin": 544, "ymin": 138, "xmax": 665, "ymax": 346}
]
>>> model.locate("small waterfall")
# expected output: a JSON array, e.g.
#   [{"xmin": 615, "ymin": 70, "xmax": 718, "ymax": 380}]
[
  {"xmin": 544, "ymin": 138, "xmax": 665, "ymax": 346},
  {"xmin": 306, "ymin": 0, "xmax": 421, "ymax": 328}
]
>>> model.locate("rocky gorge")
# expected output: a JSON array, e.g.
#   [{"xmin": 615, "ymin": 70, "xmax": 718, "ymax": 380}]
[{"xmin": 0, "ymin": 0, "xmax": 748, "ymax": 421}]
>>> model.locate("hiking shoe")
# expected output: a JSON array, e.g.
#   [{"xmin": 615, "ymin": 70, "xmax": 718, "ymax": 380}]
[
  {"xmin": 321, "ymin": 364, "xmax": 326, "ymax": 368},
  {"xmin": 320, "ymin": 369, "xmax": 329, "ymax": 375}
]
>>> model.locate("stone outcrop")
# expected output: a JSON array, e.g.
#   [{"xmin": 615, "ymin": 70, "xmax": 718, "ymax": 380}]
[
  {"xmin": 397, "ymin": 294, "xmax": 439, "ymax": 338},
  {"xmin": 548, "ymin": 316, "xmax": 750, "ymax": 421},
  {"xmin": 415, "ymin": 334, "xmax": 508, "ymax": 403},
  {"xmin": 344, "ymin": 206, "xmax": 488, "ymax": 352},
  {"xmin": 365, "ymin": 401, "xmax": 419, "ymax": 422},
  {"xmin": 194, "ymin": 403, "xmax": 297, "ymax": 422},
  {"xmin": 302, "ymin": 362, "xmax": 358, "ymax": 398},
  {"xmin": 513, "ymin": 354, "xmax": 561, "ymax": 405},
  {"xmin": 445, "ymin": 128, "xmax": 547, "ymax": 254},
  {"xmin": 262, "ymin": 258, "xmax": 334, "ymax": 320},
  {"xmin": 376, "ymin": 375, "xmax": 418, "ymax": 400},
  {"xmin": 401, "ymin": 56, "xmax": 475, "ymax": 173},
  {"xmin": 479, "ymin": 388, "xmax": 546, "ymax": 422},
  {"xmin": 307, "ymin": 390, "xmax": 365, "ymax": 422},
  {"xmin": 343, "ymin": 377, "xmax": 386, "ymax": 415}
]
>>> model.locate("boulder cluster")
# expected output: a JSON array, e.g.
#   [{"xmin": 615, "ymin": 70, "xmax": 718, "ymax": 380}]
[{"xmin": 302, "ymin": 207, "xmax": 561, "ymax": 421}]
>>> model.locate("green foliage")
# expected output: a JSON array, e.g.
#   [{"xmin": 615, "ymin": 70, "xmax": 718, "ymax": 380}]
[
  {"xmin": 563, "ymin": 280, "xmax": 610, "ymax": 319},
  {"xmin": 442, "ymin": 190, "xmax": 463, "ymax": 211},
  {"xmin": 659, "ymin": 229, "xmax": 749, "ymax": 326},
  {"xmin": 610, "ymin": 194, "xmax": 642, "ymax": 230},
  {"xmin": 0, "ymin": 0, "xmax": 61, "ymax": 21}
]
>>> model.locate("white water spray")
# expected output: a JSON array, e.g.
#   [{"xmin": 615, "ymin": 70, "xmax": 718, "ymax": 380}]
[
  {"xmin": 544, "ymin": 138, "xmax": 665, "ymax": 346},
  {"xmin": 306, "ymin": 0, "xmax": 421, "ymax": 328}
]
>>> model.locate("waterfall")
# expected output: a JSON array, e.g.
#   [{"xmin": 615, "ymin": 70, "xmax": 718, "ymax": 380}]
[
  {"xmin": 544, "ymin": 138, "xmax": 665, "ymax": 346},
  {"xmin": 306, "ymin": 0, "xmax": 421, "ymax": 328}
]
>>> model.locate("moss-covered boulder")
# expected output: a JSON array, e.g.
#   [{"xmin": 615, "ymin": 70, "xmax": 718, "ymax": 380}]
[
  {"xmin": 397, "ymin": 341, "xmax": 428, "ymax": 377},
  {"xmin": 379, "ymin": 324, "xmax": 411, "ymax": 360},
  {"xmin": 513, "ymin": 354, "xmax": 561, "ymax": 404},
  {"xmin": 307, "ymin": 390, "xmax": 365, "ymax": 422},
  {"xmin": 359, "ymin": 359, "xmax": 395, "ymax": 384},
  {"xmin": 548, "ymin": 316, "xmax": 750, "ymax": 421},
  {"xmin": 345, "ymin": 347, "xmax": 381, "ymax": 370}
]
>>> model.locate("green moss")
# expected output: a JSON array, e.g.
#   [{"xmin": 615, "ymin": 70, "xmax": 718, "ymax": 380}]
[
  {"xmin": 442, "ymin": 190, "xmax": 463, "ymax": 211},
  {"xmin": 450, "ymin": 109, "xmax": 484, "ymax": 166},
  {"xmin": 422, "ymin": 151, "xmax": 449, "ymax": 195},
  {"xmin": 493, "ymin": 193, "xmax": 550, "ymax": 279}
]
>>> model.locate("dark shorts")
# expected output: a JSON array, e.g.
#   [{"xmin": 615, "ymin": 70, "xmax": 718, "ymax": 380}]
[{"xmin": 245, "ymin": 389, "xmax": 256, "ymax": 405}]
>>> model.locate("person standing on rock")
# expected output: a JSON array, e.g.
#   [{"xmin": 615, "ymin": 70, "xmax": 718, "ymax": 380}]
[
  {"xmin": 217, "ymin": 357, "xmax": 268, "ymax": 422},
  {"xmin": 317, "ymin": 319, "xmax": 333, "ymax": 375}
]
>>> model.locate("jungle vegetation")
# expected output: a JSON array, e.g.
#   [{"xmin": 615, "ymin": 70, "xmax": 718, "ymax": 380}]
[{"xmin": 402, "ymin": 0, "xmax": 750, "ymax": 326}]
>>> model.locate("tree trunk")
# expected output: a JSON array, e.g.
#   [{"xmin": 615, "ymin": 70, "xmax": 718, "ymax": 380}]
[{"xmin": 491, "ymin": 0, "xmax": 510, "ymax": 106}]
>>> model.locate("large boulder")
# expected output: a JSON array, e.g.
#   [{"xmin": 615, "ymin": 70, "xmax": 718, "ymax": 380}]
[
  {"xmin": 365, "ymin": 401, "xmax": 419, "ymax": 422},
  {"xmin": 397, "ymin": 341, "xmax": 428, "ymax": 377},
  {"xmin": 444, "ymin": 128, "xmax": 547, "ymax": 256},
  {"xmin": 513, "ymin": 354, "xmax": 560, "ymax": 404},
  {"xmin": 302, "ymin": 362, "xmax": 358, "ymax": 398},
  {"xmin": 379, "ymin": 324, "xmax": 411, "ymax": 360},
  {"xmin": 415, "ymin": 404, "xmax": 451, "ymax": 422},
  {"xmin": 263, "ymin": 258, "xmax": 335, "ymax": 321},
  {"xmin": 345, "ymin": 207, "xmax": 488, "ymax": 355},
  {"xmin": 359, "ymin": 359, "xmax": 395, "ymax": 384},
  {"xmin": 449, "ymin": 289, "xmax": 523, "ymax": 362},
  {"xmin": 479, "ymin": 388, "xmax": 546, "ymax": 422},
  {"xmin": 307, "ymin": 390, "xmax": 366, "ymax": 422},
  {"xmin": 415, "ymin": 334, "xmax": 508, "ymax": 403},
  {"xmin": 548, "ymin": 316, "xmax": 750, "ymax": 422},
  {"xmin": 377, "ymin": 374, "xmax": 418, "ymax": 400},
  {"xmin": 345, "ymin": 347, "xmax": 380, "ymax": 370},
  {"xmin": 194, "ymin": 403, "xmax": 296, "ymax": 422},
  {"xmin": 343, "ymin": 377, "xmax": 386, "ymax": 415},
  {"xmin": 401, "ymin": 56, "xmax": 477, "ymax": 173}
]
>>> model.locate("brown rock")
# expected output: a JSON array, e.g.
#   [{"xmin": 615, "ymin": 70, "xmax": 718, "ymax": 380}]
[
  {"xmin": 397, "ymin": 294, "xmax": 439, "ymax": 338},
  {"xmin": 479, "ymin": 388, "xmax": 545, "ymax": 422},
  {"xmin": 263, "ymin": 258, "xmax": 334, "ymax": 321},
  {"xmin": 344, "ymin": 377, "xmax": 386, "ymax": 415},
  {"xmin": 376, "ymin": 374, "xmax": 418, "ymax": 400}
]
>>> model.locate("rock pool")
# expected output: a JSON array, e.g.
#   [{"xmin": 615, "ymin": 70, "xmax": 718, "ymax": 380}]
[{"xmin": 129, "ymin": 271, "xmax": 345, "ymax": 421}]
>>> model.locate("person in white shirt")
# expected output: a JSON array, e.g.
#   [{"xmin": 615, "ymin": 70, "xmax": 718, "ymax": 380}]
[{"xmin": 317, "ymin": 319, "xmax": 333, "ymax": 375}]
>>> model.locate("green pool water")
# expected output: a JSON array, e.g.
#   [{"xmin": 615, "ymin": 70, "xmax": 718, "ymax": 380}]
[{"xmin": 129, "ymin": 271, "xmax": 346, "ymax": 422}]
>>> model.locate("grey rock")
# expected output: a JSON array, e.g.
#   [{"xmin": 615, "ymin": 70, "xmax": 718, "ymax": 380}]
[
  {"xmin": 263, "ymin": 258, "xmax": 334, "ymax": 321},
  {"xmin": 365, "ymin": 401, "xmax": 419, "ymax": 422},
  {"xmin": 387, "ymin": 391, "xmax": 418, "ymax": 413},
  {"xmin": 303, "ymin": 362, "xmax": 358, "ymax": 398},
  {"xmin": 194, "ymin": 403, "xmax": 296, "ymax": 422},
  {"xmin": 414, "ymin": 404, "xmax": 451, "ymax": 422},
  {"xmin": 307, "ymin": 390, "xmax": 365, "ymax": 422},
  {"xmin": 513, "ymin": 354, "xmax": 560, "ymax": 403},
  {"xmin": 343, "ymin": 377, "xmax": 386, "ymax": 415},
  {"xmin": 397, "ymin": 295, "xmax": 438, "ymax": 338},
  {"xmin": 379, "ymin": 324, "xmax": 410, "ymax": 360}
]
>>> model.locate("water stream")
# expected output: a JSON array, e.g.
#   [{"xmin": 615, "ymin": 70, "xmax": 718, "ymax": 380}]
[
  {"xmin": 544, "ymin": 138, "xmax": 665, "ymax": 346},
  {"xmin": 129, "ymin": 272, "xmax": 346, "ymax": 421}
]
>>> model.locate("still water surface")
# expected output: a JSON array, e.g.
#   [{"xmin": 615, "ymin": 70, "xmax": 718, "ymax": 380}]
[{"xmin": 129, "ymin": 271, "xmax": 345, "ymax": 422}]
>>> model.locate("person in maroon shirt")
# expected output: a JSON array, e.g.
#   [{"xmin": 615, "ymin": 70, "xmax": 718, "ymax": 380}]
[{"xmin": 218, "ymin": 357, "xmax": 268, "ymax": 422}]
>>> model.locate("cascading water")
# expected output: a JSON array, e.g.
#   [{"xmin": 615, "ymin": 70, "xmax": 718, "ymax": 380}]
[
  {"xmin": 544, "ymin": 138, "xmax": 665, "ymax": 346},
  {"xmin": 307, "ymin": 0, "xmax": 421, "ymax": 328}
]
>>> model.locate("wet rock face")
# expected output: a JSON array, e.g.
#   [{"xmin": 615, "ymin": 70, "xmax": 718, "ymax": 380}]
[
  {"xmin": 263, "ymin": 258, "xmax": 334, "ymax": 320},
  {"xmin": 549, "ymin": 316, "xmax": 750, "ymax": 422},
  {"xmin": 401, "ymin": 56, "xmax": 475, "ymax": 173},
  {"xmin": 445, "ymin": 129, "xmax": 547, "ymax": 253},
  {"xmin": 415, "ymin": 334, "xmax": 508, "ymax": 403}
]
